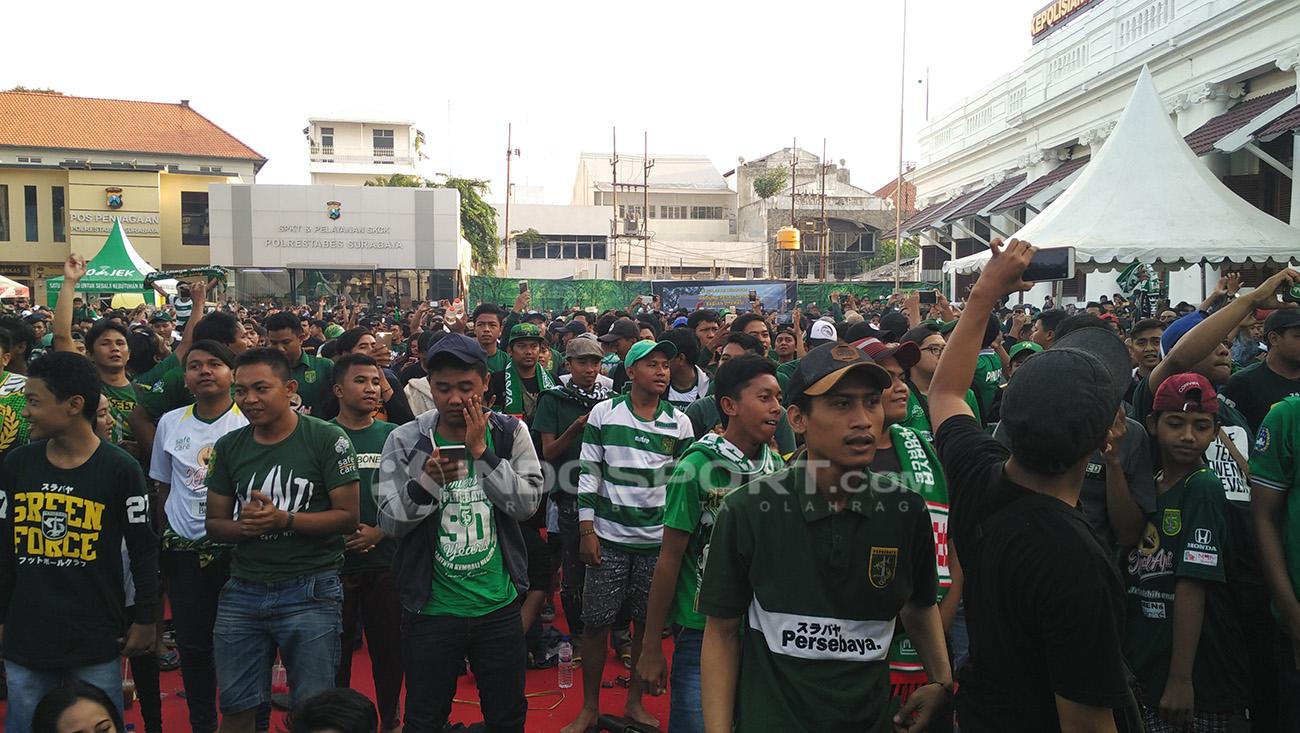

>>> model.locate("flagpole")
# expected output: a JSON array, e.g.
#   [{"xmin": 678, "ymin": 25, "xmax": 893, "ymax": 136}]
[{"xmin": 894, "ymin": 0, "xmax": 908, "ymax": 292}]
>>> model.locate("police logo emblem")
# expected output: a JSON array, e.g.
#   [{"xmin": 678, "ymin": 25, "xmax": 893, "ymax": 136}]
[
  {"xmin": 105, "ymin": 187, "xmax": 124, "ymax": 209},
  {"xmin": 1162, "ymin": 508, "xmax": 1182, "ymax": 536},
  {"xmin": 326, "ymin": 201, "xmax": 342, "ymax": 220},
  {"xmin": 42, "ymin": 510, "xmax": 68, "ymax": 541},
  {"xmin": 869, "ymin": 546, "xmax": 898, "ymax": 589}
]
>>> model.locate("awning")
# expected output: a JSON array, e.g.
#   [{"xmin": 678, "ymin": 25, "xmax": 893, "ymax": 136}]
[
  {"xmin": 1184, "ymin": 86, "xmax": 1298, "ymax": 155},
  {"xmin": 990, "ymin": 157, "xmax": 1089, "ymax": 212},
  {"xmin": 0, "ymin": 275, "xmax": 29, "ymax": 299},
  {"xmin": 946, "ymin": 174, "xmax": 1028, "ymax": 220},
  {"xmin": 900, "ymin": 197, "xmax": 957, "ymax": 234},
  {"xmin": 929, "ymin": 185, "xmax": 994, "ymax": 229}
]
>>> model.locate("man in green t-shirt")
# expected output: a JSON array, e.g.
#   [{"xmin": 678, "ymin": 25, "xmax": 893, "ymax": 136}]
[
  {"xmin": 636, "ymin": 355, "xmax": 783, "ymax": 732},
  {"xmin": 264, "ymin": 312, "xmax": 334, "ymax": 416},
  {"xmin": 329, "ymin": 353, "xmax": 402, "ymax": 732},
  {"xmin": 0, "ymin": 328, "xmax": 30, "ymax": 458},
  {"xmin": 373, "ymin": 333, "xmax": 543, "ymax": 733},
  {"xmin": 204, "ymin": 347, "xmax": 361, "ymax": 733},
  {"xmin": 533, "ymin": 335, "xmax": 613, "ymax": 648},
  {"xmin": 472, "ymin": 303, "xmax": 510, "ymax": 373},
  {"xmin": 684, "ymin": 332, "xmax": 798, "ymax": 457},
  {"xmin": 698, "ymin": 343, "xmax": 952, "ymax": 732}
]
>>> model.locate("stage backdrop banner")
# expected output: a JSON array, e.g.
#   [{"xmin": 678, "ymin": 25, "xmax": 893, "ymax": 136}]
[
  {"xmin": 796, "ymin": 282, "xmax": 928, "ymax": 308},
  {"xmin": 470, "ymin": 276, "xmax": 643, "ymax": 313},
  {"xmin": 654, "ymin": 280, "xmax": 795, "ymax": 313}
]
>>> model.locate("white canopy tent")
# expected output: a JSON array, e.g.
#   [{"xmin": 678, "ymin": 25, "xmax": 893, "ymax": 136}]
[{"xmin": 944, "ymin": 66, "xmax": 1300, "ymax": 287}]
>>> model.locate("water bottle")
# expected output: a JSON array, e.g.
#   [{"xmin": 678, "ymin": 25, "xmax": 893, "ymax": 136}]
[
  {"xmin": 271, "ymin": 659, "xmax": 289, "ymax": 695},
  {"xmin": 557, "ymin": 636, "xmax": 574, "ymax": 689}
]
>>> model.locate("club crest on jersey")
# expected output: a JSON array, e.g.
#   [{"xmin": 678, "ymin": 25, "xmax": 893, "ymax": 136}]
[
  {"xmin": 303, "ymin": 369, "xmax": 317, "ymax": 384},
  {"xmin": 42, "ymin": 510, "xmax": 68, "ymax": 541},
  {"xmin": 1256, "ymin": 426, "xmax": 1272, "ymax": 452},
  {"xmin": 869, "ymin": 546, "xmax": 898, "ymax": 589},
  {"xmin": 1162, "ymin": 508, "xmax": 1182, "ymax": 536}
]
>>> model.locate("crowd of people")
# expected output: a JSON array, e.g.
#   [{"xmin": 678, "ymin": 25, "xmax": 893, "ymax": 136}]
[{"xmin": 1, "ymin": 243, "xmax": 1299, "ymax": 733}]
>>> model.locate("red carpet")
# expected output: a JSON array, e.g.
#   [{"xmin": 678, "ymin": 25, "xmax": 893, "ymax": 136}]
[{"xmin": 3, "ymin": 613, "xmax": 676, "ymax": 732}]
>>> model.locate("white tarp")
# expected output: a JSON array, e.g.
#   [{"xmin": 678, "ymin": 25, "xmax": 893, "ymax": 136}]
[{"xmin": 945, "ymin": 66, "xmax": 1300, "ymax": 275}]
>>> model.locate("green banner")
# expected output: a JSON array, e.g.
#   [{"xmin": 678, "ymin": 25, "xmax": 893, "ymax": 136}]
[
  {"xmin": 796, "ymin": 282, "xmax": 929, "ymax": 308},
  {"xmin": 470, "ymin": 276, "xmax": 644, "ymax": 313}
]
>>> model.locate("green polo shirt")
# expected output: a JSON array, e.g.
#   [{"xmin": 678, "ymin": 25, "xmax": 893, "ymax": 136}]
[
  {"xmin": 290, "ymin": 351, "xmax": 334, "ymax": 416},
  {"xmin": 1251, "ymin": 396, "xmax": 1300, "ymax": 602},
  {"xmin": 698, "ymin": 463, "xmax": 938, "ymax": 732}
]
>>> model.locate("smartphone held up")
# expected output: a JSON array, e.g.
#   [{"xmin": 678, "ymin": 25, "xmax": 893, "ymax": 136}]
[{"xmin": 1022, "ymin": 246, "xmax": 1076, "ymax": 282}]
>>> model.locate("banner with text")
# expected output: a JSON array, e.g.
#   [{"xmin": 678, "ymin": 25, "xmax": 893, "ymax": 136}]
[
  {"xmin": 654, "ymin": 280, "xmax": 795, "ymax": 313},
  {"xmin": 470, "ymin": 276, "xmax": 643, "ymax": 313}
]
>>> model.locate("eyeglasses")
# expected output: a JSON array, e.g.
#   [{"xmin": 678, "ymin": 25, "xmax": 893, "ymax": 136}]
[{"xmin": 920, "ymin": 345, "xmax": 945, "ymax": 356}]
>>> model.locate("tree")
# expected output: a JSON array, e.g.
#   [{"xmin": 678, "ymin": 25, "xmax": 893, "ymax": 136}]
[
  {"xmin": 5, "ymin": 86, "xmax": 61, "ymax": 94},
  {"xmin": 753, "ymin": 167, "xmax": 788, "ymax": 201},
  {"xmin": 365, "ymin": 175, "xmax": 500, "ymax": 273},
  {"xmin": 863, "ymin": 236, "xmax": 920, "ymax": 274},
  {"xmin": 513, "ymin": 228, "xmax": 545, "ymax": 257}
]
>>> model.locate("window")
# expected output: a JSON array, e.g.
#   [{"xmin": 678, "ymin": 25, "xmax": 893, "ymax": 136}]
[
  {"xmin": 689, "ymin": 205, "xmax": 723, "ymax": 220},
  {"xmin": 16, "ymin": 156, "xmax": 41, "ymax": 164},
  {"xmin": 578, "ymin": 242, "xmax": 592, "ymax": 259},
  {"xmin": 516, "ymin": 242, "xmax": 531, "ymax": 259},
  {"xmin": 0, "ymin": 185, "xmax": 8, "ymax": 241},
  {"xmin": 181, "ymin": 191, "xmax": 210, "ymax": 245},
  {"xmin": 51, "ymin": 186, "xmax": 65, "ymax": 242},
  {"xmin": 593, "ymin": 242, "xmax": 607, "ymax": 259},
  {"xmin": 547, "ymin": 242, "xmax": 561, "ymax": 259},
  {"xmin": 660, "ymin": 205, "xmax": 686, "ymax": 219},
  {"xmin": 320, "ymin": 127, "xmax": 334, "ymax": 151},
  {"xmin": 24, "ymin": 185, "xmax": 37, "ymax": 242},
  {"xmin": 563, "ymin": 242, "xmax": 577, "ymax": 259},
  {"xmin": 198, "ymin": 165, "xmax": 223, "ymax": 173},
  {"xmin": 373, "ymin": 129, "xmax": 394, "ymax": 161}
]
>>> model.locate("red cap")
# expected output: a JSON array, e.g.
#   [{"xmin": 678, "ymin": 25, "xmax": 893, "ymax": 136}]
[
  {"xmin": 1152, "ymin": 372, "xmax": 1218, "ymax": 414},
  {"xmin": 1099, "ymin": 313, "xmax": 1119, "ymax": 323},
  {"xmin": 852, "ymin": 336, "xmax": 920, "ymax": 370}
]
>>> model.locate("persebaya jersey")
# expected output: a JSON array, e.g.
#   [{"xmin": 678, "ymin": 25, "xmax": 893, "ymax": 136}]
[
  {"xmin": 1121, "ymin": 468, "xmax": 1249, "ymax": 712},
  {"xmin": 578, "ymin": 394, "xmax": 694, "ymax": 553},
  {"xmin": 698, "ymin": 464, "xmax": 938, "ymax": 732},
  {"xmin": 421, "ymin": 429, "xmax": 516, "ymax": 617},
  {"xmin": 334, "ymin": 419, "xmax": 399, "ymax": 574},
  {"xmin": 149, "ymin": 403, "xmax": 248, "ymax": 541},
  {"xmin": 898, "ymin": 388, "xmax": 981, "ymax": 442},
  {"xmin": 1251, "ymin": 396, "xmax": 1300, "ymax": 600},
  {"xmin": 289, "ymin": 351, "xmax": 334, "ymax": 416},
  {"xmin": 0, "ymin": 370, "xmax": 30, "ymax": 457},
  {"xmin": 205, "ymin": 414, "xmax": 359, "ymax": 582},
  {"xmin": 102, "ymin": 380, "xmax": 138, "ymax": 443},
  {"xmin": 972, "ymin": 350, "xmax": 1003, "ymax": 421},
  {"xmin": 0, "ymin": 440, "xmax": 157, "ymax": 669},
  {"xmin": 662, "ymin": 433, "xmax": 781, "ymax": 631}
]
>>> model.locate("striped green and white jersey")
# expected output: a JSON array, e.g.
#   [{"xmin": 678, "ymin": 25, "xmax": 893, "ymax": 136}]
[{"xmin": 577, "ymin": 394, "xmax": 694, "ymax": 553}]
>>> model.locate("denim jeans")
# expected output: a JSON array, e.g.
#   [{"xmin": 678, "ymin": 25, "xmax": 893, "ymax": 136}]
[
  {"xmin": 337, "ymin": 568, "xmax": 404, "ymax": 730},
  {"xmin": 4, "ymin": 657, "xmax": 121, "ymax": 733},
  {"xmin": 669, "ymin": 627, "xmax": 704, "ymax": 733},
  {"xmin": 161, "ymin": 550, "xmax": 230, "ymax": 733},
  {"xmin": 555, "ymin": 493, "xmax": 586, "ymax": 638},
  {"xmin": 402, "ymin": 603, "xmax": 527, "ymax": 733},
  {"xmin": 213, "ymin": 570, "xmax": 342, "ymax": 714}
]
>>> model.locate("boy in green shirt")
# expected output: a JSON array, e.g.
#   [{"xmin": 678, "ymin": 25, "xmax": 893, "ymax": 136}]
[
  {"xmin": 263, "ymin": 311, "xmax": 334, "ymax": 416},
  {"xmin": 636, "ymin": 354, "xmax": 783, "ymax": 733},
  {"xmin": 1125, "ymin": 374, "xmax": 1248, "ymax": 730},
  {"xmin": 330, "ymin": 353, "xmax": 402, "ymax": 732}
]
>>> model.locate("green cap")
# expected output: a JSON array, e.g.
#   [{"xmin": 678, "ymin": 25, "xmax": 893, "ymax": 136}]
[
  {"xmin": 936, "ymin": 319, "xmax": 957, "ymax": 335},
  {"xmin": 623, "ymin": 339, "xmax": 678, "ymax": 370},
  {"xmin": 1008, "ymin": 341, "xmax": 1043, "ymax": 361},
  {"xmin": 324, "ymin": 323, "xmax": 345, "ymax": 339},
  {"xmin": 509, "ymin": 322, "xmax": 545, "ymax": 344},
  {"xmin": 149, "ymin": 311, "xmax": 173, "ymax": 323}
]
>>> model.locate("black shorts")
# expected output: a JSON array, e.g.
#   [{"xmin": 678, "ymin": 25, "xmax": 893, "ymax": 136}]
[{"xmin": 523, "ymin": 525, "xmax": 552, "ymax": 595}]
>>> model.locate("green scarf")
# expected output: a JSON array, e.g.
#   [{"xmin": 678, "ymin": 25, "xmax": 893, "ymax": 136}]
[
  {"xmin": 503, "ymin": 361, "xmax": 555, "ymax": 418},
  {"xmin": 687, "ymin": 432, "xmax": 780, "ymax": 478}
]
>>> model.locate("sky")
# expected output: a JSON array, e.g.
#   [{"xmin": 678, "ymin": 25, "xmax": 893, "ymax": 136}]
[{"xmin": 3, "ymin": 0, "xmax": 1042, "ymax": 202}]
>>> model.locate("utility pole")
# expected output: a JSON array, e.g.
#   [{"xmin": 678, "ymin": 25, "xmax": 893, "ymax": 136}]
[
  {"xmin": 789, "ymin": 139, "xmax": 797, "ymax": 280},
  {"xmin": 611, "ymin": 128, "xmax": 619, "ymax": 281},
  {"xmin": 894, "ymin": 0, "xmax": 909, "ymax": 292},
  {"xmin": 643, "ymin": 131, "xmax": 654, "ymax": 278},
  {"xmin": 820, "ymin": 138, "xmax": 828, "ymax": 281},
  {"xmin": 503, "ymin": 123, "xmax": 515, "ymax": 274}
]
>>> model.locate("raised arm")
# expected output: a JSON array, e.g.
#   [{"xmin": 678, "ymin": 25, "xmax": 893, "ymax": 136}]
[
  {"xmin": 929, "ymin": 239, "xmax": 1033, "ymax": 433},
  {"xmin": 53, "ymin": 254, "xmax": 87, "ymax": 353}
]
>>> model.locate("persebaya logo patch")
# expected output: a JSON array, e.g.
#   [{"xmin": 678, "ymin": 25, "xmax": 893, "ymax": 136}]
[
  {"xmin": 869, "ymin": 546, "xmax": 898, "ymax": 589},
  {"xmin": 303, "ymin": 369, "xmax": 317, "ymax": 384},
  {"xmin": 1162, "ymin": 508, "xmax": 1182, "ymax": 536},
  {"xmin": 42, "ymin": 510, "xmax": 68, "ymax": 540}
]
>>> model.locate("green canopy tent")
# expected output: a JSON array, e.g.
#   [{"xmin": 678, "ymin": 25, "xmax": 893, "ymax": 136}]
[{"xmin": 46, "ymin": 218, "xmax": 173, "ymax": 307}]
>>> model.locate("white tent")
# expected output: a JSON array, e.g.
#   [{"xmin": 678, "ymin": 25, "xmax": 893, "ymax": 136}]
[{"xmin": 945, "ymin": 66, "xmax": 1300, "ymax": 277}]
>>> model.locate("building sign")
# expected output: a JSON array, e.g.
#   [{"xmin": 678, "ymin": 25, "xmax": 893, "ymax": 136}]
[
  {"xmin": 69, "ymin": 212, "xmax": 160, "ymax": 237},
  {"xmin": 0, "ymin": 264, "xmax": 31, "ymax": 277},
  {"xmin": 1031, "ymin": 0, "xmax": 1101, "ymax": 43}
]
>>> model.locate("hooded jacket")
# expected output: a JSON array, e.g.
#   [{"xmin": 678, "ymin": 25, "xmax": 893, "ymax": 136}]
[
  {"xmin": 404, "ymin": 376, "xmax": 436, "ymax": 417},
  {"xmin": 374, "ymin": 407, "xmax": 543, "ymax": 612}
]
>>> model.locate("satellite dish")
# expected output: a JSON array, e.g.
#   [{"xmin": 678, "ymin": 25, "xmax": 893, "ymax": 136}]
[
  {"xmin": 839, "ymin": 158, "xmax": 846, "ymax": 167},
  {"xmin": 738, "ymin": 156, "xmax": 745, "ymax": 164}
]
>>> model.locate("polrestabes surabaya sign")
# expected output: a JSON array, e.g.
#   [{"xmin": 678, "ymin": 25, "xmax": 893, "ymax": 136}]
[{"xmin": 209, "ymin": 184, "xmax": 463, "ymax": 271}]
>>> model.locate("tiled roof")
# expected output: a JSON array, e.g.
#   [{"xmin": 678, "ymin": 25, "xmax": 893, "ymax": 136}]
[
  {"xmin": 1183, "ymin": 87, "xmax": 1295, "ymax": 155},
  {"xmin": 992, "ymin": 157, "xmax": 1089, "ymax": 212},
  {"xmin": 931, "ymin": 186, "xmax": 993, "ymax": 228},
  {"xmin": 900, "ymin": 196, "xmax": 957, "ymax": 233},
  {"xmin": 0, "ymin": 91, "xmax": 265, "ymax": 165},
  {"xmin": 1256, "ymin": 99, "xmax": 1300, "ymax": 140},
  {"xmin": 946, "ymin": 174, "xmax": 1027, "ymax": 220}
]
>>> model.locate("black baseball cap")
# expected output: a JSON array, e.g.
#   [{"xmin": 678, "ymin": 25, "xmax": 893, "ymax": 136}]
[
  {"xmin": 563, "ymin": 320, "xmax": 588, "ymax": 336},
  {"xmin": 788, "ymin": 342, "xmax": 891, "ymax": 398},
  {"xmin": 425, "ymin": 332, "xmax": 486, "ymax": 367},
  {"xmin": 1263, "ymin": 309, "xmax": 1300, "ymax": 335},
  {"xmin": 598, "ymin": 319, "xmax": 640, "ymax": 343},
  {"xmin": 1001, "ymin": 326, "xmax": 1130, "ymax": 473},
  {"xmin": 877, "ymin": 311, "xmax": 910, "ymax": 342}
]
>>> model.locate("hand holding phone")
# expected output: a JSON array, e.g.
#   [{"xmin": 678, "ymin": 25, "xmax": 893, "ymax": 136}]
[
  {"xmin": 919, "ymin": 290, "xmax": 939, "ymax": 305},
  {"xmin": 1022, "ymin": 246, "xmax": 1076, "ymax": 282},
  {"xmin": 423, "ymin": 434, "xmax": 469, "ymax": 487}
]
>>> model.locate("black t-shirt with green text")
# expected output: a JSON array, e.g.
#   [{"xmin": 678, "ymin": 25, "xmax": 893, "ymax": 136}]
[
  {"xmin": 334, "ymin": 419, "xmax": 398, "ymax": 574},
  {"xmin": 531, "ymin": 389, "xmax": 593, "ymax": 496},
  {"xmin": 1121, "ymin": 467, "xmax": 1249, "ymax": 713},
  {"xmin": 206, "ymin": 414, "xmax": 360, "ymax": 582}
]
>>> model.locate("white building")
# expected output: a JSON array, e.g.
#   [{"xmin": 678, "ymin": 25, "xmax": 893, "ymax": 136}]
[
  {"xmin": 497, "ymin": 153, "xmax": 768, "ymax": 281},
  {"xmin": 906, "ymin": 0, "xmax": 1299, "ymax": 305},
  {"xmin": 305, "ymin": 117, "xmax": 424, "ymax": 186}
]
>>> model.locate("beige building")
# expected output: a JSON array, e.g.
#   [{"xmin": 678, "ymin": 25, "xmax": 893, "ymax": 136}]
[
  {"xmin": 306, "ymin": 117, "xmax": 423, "ymax": 186},
  {"xmin": 0, "ymin": 90, "xmax": 264, "ymax": 302}
]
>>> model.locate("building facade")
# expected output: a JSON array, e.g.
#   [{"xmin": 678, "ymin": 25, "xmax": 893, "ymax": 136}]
[
  {"xmin": 209, "ymin": 184, "xmax": 470, "ymax": 305},
  {"xmin": 306, "ymin": 117, "xmax": 424, "ymax": 186},
  {"xmin": 0, "ymin": 91, "xmax": 264, "ymax": 302},
  {"xmin": 906, "ymin": 0, "xmax": 1299, "ymax": 303}
]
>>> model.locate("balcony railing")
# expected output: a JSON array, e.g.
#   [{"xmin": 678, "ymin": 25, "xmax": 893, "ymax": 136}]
[{"xmin": 309, "ymin": 144, "xmax": 413, "ymax": 167}]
